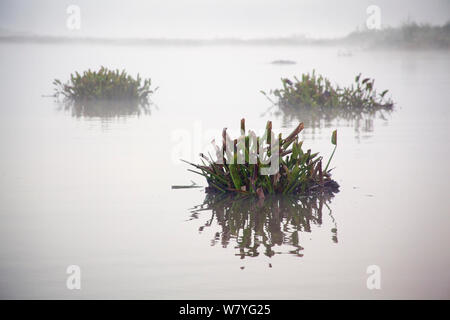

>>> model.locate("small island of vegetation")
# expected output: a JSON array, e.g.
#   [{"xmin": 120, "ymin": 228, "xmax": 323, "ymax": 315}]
[
  {"xmin": 262, "ymin": 70, "xmax": 394, "ymax": 113},
  {"xmin": 53, "ymin": 67, "xmax": 157, "ymax": 118},
  {"xmin": 184, "ymin": 119, "xmax": 339, "ymax": 198}
]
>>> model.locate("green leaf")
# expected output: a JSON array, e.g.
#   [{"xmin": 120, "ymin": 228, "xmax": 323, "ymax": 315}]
[
  {"xmin": 229, "ymin": 164, "xmax": 242, "ymax": 190},
  {"xmin": 331, "ymin": 130, "xmax": 337, "ymax": 145}
]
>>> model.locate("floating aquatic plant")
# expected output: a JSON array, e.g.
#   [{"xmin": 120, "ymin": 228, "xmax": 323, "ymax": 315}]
[
  {"xmin": 53, "ymin": 67, "xmax": 157, "ymax": 119},
  {"xmin": 53, "ymin": 66, "xmax": 156, "ymax": 104},
  {"xmin": 184, "ymin": 119, "xmax": 339, "ymax": 198},
  {"xmin": 262, "ymin": 70, "xmax": 393, "ymax": 112}
]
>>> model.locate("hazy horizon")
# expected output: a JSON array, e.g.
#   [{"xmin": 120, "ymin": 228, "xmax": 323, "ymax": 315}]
[{"xmin": 0, "ymin": 0, "xmax": 449, "ymax": 39}]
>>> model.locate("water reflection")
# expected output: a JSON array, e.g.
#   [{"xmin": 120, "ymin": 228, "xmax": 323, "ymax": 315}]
[
  {"xmin": 263, "ymin": 103, "xmax": 392, "ymax": 140},
  {"xmin": 57, "ymin": 100, "xmax": 153, "ymax": 119},
  {"xmin": 188, "ymin": 193, "xmax": 338, "ymax": 259}
]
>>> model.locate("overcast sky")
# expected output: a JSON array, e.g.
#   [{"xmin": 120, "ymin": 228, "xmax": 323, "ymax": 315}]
[{"xmin": 0, "ymin": 0, "xmax": 449, "ymax": 38}]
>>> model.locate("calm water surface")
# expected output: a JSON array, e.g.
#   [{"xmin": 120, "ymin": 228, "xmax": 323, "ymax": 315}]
[{"xmin": 0, "ymin": 43, "xmax": 449, "ymax": 299}]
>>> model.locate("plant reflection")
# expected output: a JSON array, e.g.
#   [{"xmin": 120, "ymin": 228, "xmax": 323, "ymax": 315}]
[
  {"xmin": 57, "ymin": 99, "xmax": 153, "ymax": 119},
  {"xmin": 262, "ymin": 103, "xmax": 392, "ymax": 140},
  {"xmin": 188, "ymin": 193, "xmax": 338, "ymax": 259}
]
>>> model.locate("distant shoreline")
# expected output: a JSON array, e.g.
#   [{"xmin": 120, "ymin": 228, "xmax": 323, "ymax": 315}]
[
  {"xmin": 0, "ymin": 34, "xmax": 337, "ymax": 47},
  {"xmin": 1, "ymin": 22, "xmax": 449, "ymax": 49}
]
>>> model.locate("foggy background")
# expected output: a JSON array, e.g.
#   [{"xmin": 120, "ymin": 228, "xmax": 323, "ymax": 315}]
[
  {"xmin": 0, "ymin": 0, "xmax": 450, "ymax": 300},
  {"xmin": 0, "ymin": 0, "xmax": 449, "ymax": 39}
]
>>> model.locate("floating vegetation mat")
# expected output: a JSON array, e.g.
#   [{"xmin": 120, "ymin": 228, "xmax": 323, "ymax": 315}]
[
  {"xmin": 53, "ymin": 67, "xmax": 157, "ymax": 118},
  {"xmin": 262, "ymin": 70, "xmax": 394, "ymax": 112},
  {"xmin": 184, "ymin": 119, "xmax": 339, "ymax": 197}
]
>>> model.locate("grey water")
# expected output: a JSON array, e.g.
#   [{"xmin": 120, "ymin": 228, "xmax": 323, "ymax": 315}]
[{"xmin": 0, "ymin": 43, "xmax": 449, "ymax": 299}]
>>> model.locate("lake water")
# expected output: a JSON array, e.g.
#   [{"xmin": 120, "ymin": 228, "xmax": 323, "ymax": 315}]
[{"xmin": 0, "ymin": 43, "xmax": 449, "ymax": 299}]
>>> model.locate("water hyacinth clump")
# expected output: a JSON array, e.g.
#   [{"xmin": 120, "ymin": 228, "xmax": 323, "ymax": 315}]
[
  {"xmin": 184, "ymin": 119, "xmax": 339, "ymax": 198},
  {"xmin": 53, "ymin": 66, "xmax": 156, "ymax": 105},
  {"xmin": 263, "ymin": 71, "xmax": 393, "ymax": 112}
]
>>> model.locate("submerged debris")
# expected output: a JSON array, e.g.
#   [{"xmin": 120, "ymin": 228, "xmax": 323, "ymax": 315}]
[
  {"xmin": 271, "ymin": 60, "xmax": 297, "ymax": 65},
  {"xmin": 171, "ymin": 181, "xmax": 203, "ymax": 189}
]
